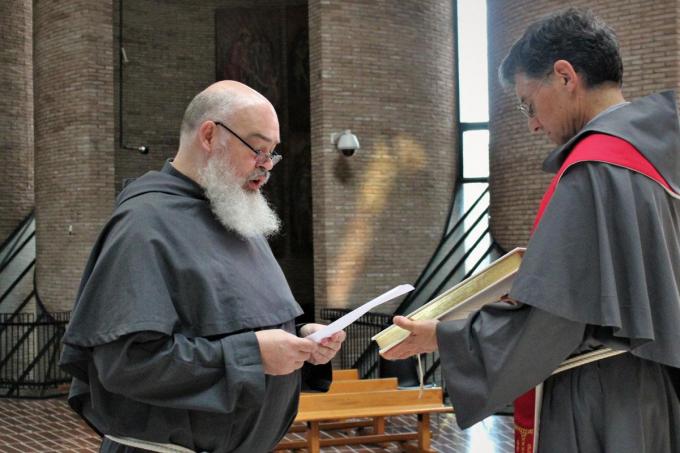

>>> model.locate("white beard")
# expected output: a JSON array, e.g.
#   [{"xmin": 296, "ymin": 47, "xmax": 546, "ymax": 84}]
[{"xmin": 199, "ymin": 154, "xmax": 280, "ymax": 238}]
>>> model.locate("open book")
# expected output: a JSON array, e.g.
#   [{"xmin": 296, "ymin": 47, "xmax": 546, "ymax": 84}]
[{"xmin": 372, "ymin": 247, "xmax": 525, "ymax": 353}]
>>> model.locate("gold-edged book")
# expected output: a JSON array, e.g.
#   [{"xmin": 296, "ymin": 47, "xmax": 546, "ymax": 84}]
[{"xmin": 372, "ymin": 247, "xmax": 526, "ymax": 353}]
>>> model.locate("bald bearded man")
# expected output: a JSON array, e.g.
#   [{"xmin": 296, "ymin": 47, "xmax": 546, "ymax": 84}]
[{"xmin": 60, "ymin": 81, "xmax": 345, "ymax": 453}]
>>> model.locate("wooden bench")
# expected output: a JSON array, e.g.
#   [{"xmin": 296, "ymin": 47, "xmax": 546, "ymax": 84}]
[
  {"xmin": 287, "ymin": 373, "xmax": 400, "ymax": 434},
  {"xmin": 275, "ymin": 369, "xmax": 452, "ymax": 453},
  {"xmin": 331, "ymin": 368, "xmax": 359, "ymax": 380}
]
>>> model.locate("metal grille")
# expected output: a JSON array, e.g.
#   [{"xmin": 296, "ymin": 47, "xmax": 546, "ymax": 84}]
[
  {"xmin": 0, "ymin": 312, "xmax": 71, "ymax": 398},
  {"xmin": 320, "ymin": 183, "xmax": 500, "ymax": 390},
  {"xmin": 320, "ymin": 308, "xmax": 391, "ymax": 378}
]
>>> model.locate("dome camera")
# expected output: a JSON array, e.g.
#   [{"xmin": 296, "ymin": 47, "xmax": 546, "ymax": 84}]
[{"xmin": 331, "ymin": 130, "xmax": 360, "ymax": 156}]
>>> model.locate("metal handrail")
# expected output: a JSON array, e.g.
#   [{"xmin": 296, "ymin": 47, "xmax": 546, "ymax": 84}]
[
  {"xmin": 0, "ymin": 317, "xmax": 41, "ymax": 371},
  {"xmin": 408, "ymin": 186, "xmax": 489, "ymax": 292},
  {"xmin": 0, "ymin": 260, "xmax": 35, "ymax": 308},
  {"xmin": 326, "ymin": 181, "xmax": 495, "ymax": 381},
  {"xmin": 0, "ymin": 213, "xmax": 70, "ymax": 398},
  {"xmin": 5, "ymin": 324, "xmax": 64, "ymax": 397},
  {"xmin": 319, "ymin": 308, "xmax": 391, "ymax": 379},
  {"xmin": 426, "ymin": 227, "xmax": 490, "ymax": 302},
  {"xmin": 0, "ymin": 312, "xmax": 70, "ymax": 398},
  {"xmin": 323, "ymin": 233, "xmax": 500, "ymax": 383},
  {"xmin": 420, "ymin": 239, "xmax": 504, "ymax": 382},
  {"xmin": 396, "ymin": 206, "xmax": 489, "ymax": 315},
  {"xmin": 0, "ymin": 211, "xmax": 34, "ymax": 266},
  {"xmin": 0, "ymin": 291, "xmax": 34, "ymax": 337},
  {"xmin": 0, "ymin": 230, "xmax": 35, "ymax": 275}
]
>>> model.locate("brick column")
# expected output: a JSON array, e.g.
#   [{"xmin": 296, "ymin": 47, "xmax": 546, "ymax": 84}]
[
  {"xmin": 34, "ymin": 0, "xmax": 116, "ymax": 312},
  {"xmin": 488, "ymin": 0, "xmax": 680, "ymax": 250},
  {"xmin": 309, "ymin": 0, "xmax": 457, "ymax": 318},
  {"xmin": 0, "ymin": 0, "xmax": 34, "ymax": 240}
]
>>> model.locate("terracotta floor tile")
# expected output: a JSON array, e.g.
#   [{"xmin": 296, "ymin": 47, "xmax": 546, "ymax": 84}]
[{"xmin": 0, "ymin": 397, "xmax": 513, "ymax": 452}]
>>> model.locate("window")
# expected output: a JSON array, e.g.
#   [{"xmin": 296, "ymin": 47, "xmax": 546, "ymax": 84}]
[{"xmin": 456, "ymin": 0, "xmax": 489, "ymax": 182}]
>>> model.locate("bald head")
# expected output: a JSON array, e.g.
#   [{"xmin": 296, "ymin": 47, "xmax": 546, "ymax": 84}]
[
  {"xmin": 172, "ymin": 80, "xmax": 280, "ymax": 186},
  {"xmin": 179, "ymin": 81, "xmax": 273, "ymax": 145},
  {"xmin": 173, "ymin": 81, "xmax": 281, "ymax": 237}
]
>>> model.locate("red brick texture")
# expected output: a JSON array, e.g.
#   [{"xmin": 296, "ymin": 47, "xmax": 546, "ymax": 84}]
[
  {"xmin": 309, "ymin": 0, "xmax": 457, "ymax": 318},
  {"xmin": 113, "ymin": 0, "xmax": 308, "ymax": 189},
  {"xmin": 33, "ymin": 0, "xmax": 116, "ymax": 312},
  {"xmin": 488, "ymin": 0, "xmax": 680, "ymax": 250},
  {"xmin": 0, "ymin": 0, "xmax": 34, "ymax": 241},
  {"xmin": 113, "ymin": 0, "xmax": 457, "ymax": 318}
]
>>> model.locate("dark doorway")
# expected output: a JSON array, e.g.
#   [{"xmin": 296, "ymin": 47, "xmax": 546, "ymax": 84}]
[{"xmin": 215, "ymin": 4, "xmax": 314, "ymax": 322}]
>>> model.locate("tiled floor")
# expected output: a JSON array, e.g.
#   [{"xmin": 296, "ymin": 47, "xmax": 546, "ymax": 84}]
[
  {"xmin": 0, "ymin": 398, "xmax": 100, "ymax": 452},
  {"xmin": 0, "ymin": 397, "xmax": 514, "ymax": 453}
]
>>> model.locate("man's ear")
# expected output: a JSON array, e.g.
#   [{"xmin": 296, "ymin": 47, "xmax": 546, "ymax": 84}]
[
  {"xmin": 197, "ymin": 121, "xmax": 216, "ymax": 153},
  {"xmin": 552, "ymin": 60, "xmax": 579, "ymax": 92}
]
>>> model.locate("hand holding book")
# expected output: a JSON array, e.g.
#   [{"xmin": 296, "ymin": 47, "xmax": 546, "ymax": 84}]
[
  {"xmin": 373, "ymin": 248, "xmax": 526, "ymax": 354},
  {"xmin": 380, "ymin": 316, "xmax": 439, "ymax": 360},
  {"xmin": 377, "ymin": 248, "xmax": 623, "ymax": 376}
]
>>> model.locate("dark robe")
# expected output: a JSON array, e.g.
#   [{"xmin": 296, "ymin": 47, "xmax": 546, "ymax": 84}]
[
  {"xmin": 437, "ymin": 91, "xmax": 680, "ymax": 452},
  {"xmin": 59, "ymin": 162, "xmax": 309, "ymax": 453}
]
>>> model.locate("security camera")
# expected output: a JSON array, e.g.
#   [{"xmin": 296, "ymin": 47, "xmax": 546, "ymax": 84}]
[
  {"xmin": 331, "ymin": 130, "xmax": 360, "ymax": 156},
  {"xmin": 340, "ymin": 146, "xmax": 356, "ymax": 157}
]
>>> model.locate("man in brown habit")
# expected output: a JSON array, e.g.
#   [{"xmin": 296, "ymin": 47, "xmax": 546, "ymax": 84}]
[
  {"xmin": 60, "ymin": 80, "xmax": 345, "ymax": 453},
  {"xmin": 384, "ymin": 8, "xmax": 680, "ymax": 453}
]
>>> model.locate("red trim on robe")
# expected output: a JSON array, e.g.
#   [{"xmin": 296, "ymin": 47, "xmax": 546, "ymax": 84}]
[{"xmin": 513, "ymin": 133, "xmax": 675, "ymax": 453}]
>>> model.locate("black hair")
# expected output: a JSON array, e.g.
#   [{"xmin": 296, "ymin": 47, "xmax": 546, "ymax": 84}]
[{"xmin": 499, "ymin": 8, "xmax": 623, "ymax": 89}]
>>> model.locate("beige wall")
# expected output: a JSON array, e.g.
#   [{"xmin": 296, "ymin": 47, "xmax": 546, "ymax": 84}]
[{"xmin": 488, "ymin": 0, "xmax": 680, "ymax": 249}]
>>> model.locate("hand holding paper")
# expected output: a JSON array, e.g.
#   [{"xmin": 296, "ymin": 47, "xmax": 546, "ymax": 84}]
[
  {"xmin": 299, "ymin": 324, "xmax": 346, "ymax": 364},
  {"xmin": 306, "ymin": 284, "xmax": 415, "ymax": 343}
]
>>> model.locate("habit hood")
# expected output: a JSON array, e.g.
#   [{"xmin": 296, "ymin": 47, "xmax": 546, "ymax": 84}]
[
  {"xmin": 62, "ymin": 161, "xmax": 303, "ymax": 348},
  {"xmin": 510, "ymin": 90, "xmax": 680, "ymax": 368}
]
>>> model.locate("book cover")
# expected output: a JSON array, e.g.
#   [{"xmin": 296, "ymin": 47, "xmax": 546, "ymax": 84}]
[{"xmin": 372, "ymin": 247, "xmax": 525, "ymax": 353}]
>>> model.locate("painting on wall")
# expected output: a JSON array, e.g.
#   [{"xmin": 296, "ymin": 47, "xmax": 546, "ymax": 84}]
[
  {"xmin": 215, "ymin": 7, "xmax": 284, "ymax": 111},
  {"xmin": 215, "ymin": 5, "xmax": 314, "ymax": 319}
]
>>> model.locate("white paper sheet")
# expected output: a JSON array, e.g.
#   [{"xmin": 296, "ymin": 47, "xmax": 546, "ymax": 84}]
[{"xmin": 306, "ymin": 284, "xmax": 414, "ymax": 343}]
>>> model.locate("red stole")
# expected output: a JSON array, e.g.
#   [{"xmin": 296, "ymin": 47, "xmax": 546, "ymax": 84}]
[{"xmin": 513, "ymin": 133, "xmax": 674, "ymax": 453}]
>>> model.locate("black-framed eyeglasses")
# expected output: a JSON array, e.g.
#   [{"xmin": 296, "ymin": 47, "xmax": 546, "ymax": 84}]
[
  {"xmin": 517, "ymin": 73, "xmax": 552, "ymax": 119},
  {"xmin": 213, "ymin": 121, "xmax": 282, "ymax": 166}
]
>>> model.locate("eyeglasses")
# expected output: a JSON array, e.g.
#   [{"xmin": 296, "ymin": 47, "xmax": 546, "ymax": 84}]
[
  {"xmin": 213, "ymin": 121, "xmax": 282, "ymax": 166},
  {"xmin": 517, "ymin": 74, "xmax": 551, "ymax": 119}
]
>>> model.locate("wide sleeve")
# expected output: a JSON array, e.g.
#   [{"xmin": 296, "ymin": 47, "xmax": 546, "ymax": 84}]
[
  {"xmin": 509, "ymin": 163, "xmax": 680, "ymax": 367},
  {"xmin": 92, "ymin": 330, "xmax": 266, "ymax": 414},
  {"xmin": 62, "ymin": 206, "xmax": 181, "ymax": 348},
  {"xmin": 436, "ymin": 302, "xmax": 585, "ymax": 429}
]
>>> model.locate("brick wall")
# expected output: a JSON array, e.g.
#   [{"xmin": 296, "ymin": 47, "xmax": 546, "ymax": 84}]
[
  {"xmin": 115, "ymin": 0, "xmax": 316, "ymax": 316},
  {"xmin": 115, "ymin": 0, "xmax": 456, "ymax": 319},
  {"xmin": 488, "ymin": 0, "xmax": 680, "ymax": 249},
  {"xmin": 33, "ymin": 0, "xmax": 116, "ymax": 312},
  {"xmin": 114, "ymin": 0, "xmax": 219, "ymax": 189},
  {"xmin": 309, "ymin": 0, "xmax": 457, "ymax": 318},
  {"xmin": 0, "ymin": 0, "xmax": 34, "ymax": 241},
  {"xmin": 114, "ymin": 0, "xmax": 306, "ymax": 187},
  {"xmin": 18, "ymin": 0, "xmax": 678, "ymax": 317}
]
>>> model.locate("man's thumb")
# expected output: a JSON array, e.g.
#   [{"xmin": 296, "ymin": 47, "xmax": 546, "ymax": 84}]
[{"xmin": 393, "ymin": 315, "xmax": 415, "ymax": 331}]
